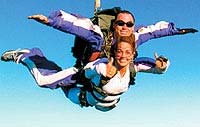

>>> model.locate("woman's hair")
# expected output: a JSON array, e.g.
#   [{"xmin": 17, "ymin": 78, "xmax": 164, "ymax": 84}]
[
  {"xmin": 110, "ymin": 33, "xmax": 136, "ymax": 57},
  {"xmin": 116, "ymin": 33, "xmax": 135, "ymax": 50}
]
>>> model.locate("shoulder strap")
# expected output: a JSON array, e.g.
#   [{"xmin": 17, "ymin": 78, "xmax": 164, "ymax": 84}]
[{"xmin": 129, "ymin": 63, "xmax": 136, "ymax": 86}]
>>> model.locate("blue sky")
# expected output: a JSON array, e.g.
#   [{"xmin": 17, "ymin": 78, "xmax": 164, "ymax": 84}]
[{"xmin": 0, "ymin": 0, "xmax": 200, "ymax": 127}]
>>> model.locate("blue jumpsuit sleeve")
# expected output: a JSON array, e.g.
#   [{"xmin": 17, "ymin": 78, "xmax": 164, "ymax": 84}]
[
  {"xmin": 47, "ymin": 10, "xmax": 103, "ymax": 52},
  {"xmin": 135, "ymin": 21, "xmax": 180, "ymax": 47},
  {"xmin": 134, "ymin": 57, "xmax": 170, "ymax": 74},
  {"xmin": 134, "ymin": 57, "xmax": 156, "ymax": 68}
]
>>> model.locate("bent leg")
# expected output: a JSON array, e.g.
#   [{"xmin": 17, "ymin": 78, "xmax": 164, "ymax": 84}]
[
  {"xmin": 23, "ymin": 57, "xmax": 77, "ymax": 89},
  {"xmin": 20, "ymin": 49, "xmax": 78, "ymax": 89},
  {"xmin": 1, "ymin": 47, "xmax": 77, "ymax": 89}
]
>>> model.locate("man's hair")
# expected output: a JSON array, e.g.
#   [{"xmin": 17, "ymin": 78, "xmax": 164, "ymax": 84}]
[
  {"xmin": 115, "ymin": 10, "xmax": 135, "ymax": 23},
  {"xmin": 110, "ymin": 10, "xmax": 135, "ymax": 32}
]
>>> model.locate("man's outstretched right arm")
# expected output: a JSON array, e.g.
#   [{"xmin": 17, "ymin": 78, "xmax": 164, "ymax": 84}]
[{"xmin": 28, "ymin": 10, "xmax": 104, "ymax": 52}]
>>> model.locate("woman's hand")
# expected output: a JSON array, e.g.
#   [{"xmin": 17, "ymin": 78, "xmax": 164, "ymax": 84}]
[
  {"xmin": 106, "ymin": 57, "xmax": 117, "ymax": 78},
  {"xmin": 154, "ymin": 52, "xmax": 168, "ymax": 70}
]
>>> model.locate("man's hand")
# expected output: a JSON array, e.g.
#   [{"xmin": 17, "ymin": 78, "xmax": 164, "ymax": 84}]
[
  {"xmin": 154, "ymin": 52, "xmax": 168, "ymax": 70},
  {"xmin": 178, "ymin": 28, "xmax": 198, "ymax": 34},
  {"xmin": 28, "ymin": 14, "xmax": 49, "ymax": 24},
  {"xmin": 106, "ymin": 57, "xmax": 117, "ymax": 78}
]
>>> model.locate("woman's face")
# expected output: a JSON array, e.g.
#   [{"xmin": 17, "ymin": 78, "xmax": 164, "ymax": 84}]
[{"xmin": 115, "ymin": 42, "xmax": 134, "ymax": 68}]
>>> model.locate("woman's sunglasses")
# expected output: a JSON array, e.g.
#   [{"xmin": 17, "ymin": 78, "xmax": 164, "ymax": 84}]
[{"xmin": 115, "ymin": 20, "xmax": 134, "ymax": 27}]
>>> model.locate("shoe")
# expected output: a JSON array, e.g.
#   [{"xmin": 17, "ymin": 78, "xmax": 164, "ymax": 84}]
[{"xmin": 1, "ymin": 49, "xmax": 30, "ymax": 63}]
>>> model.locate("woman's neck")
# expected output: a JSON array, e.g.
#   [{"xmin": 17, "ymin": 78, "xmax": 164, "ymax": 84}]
[{"xmin": 117, "ymin": 65, "xmax": 129, "ymax": 78}]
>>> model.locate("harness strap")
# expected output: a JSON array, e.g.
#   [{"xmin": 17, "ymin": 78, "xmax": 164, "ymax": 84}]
[
  {"xmin": 76, "ymin": 76, "xmax": 122, "ymax": 107},
  {"xmin": 90, "ymin": 81, "xmax": 122, "ymax": 102},
  {"xmin": 79, "ymin": 87, "xmax": 91, "ymax": 107},
  {"xmin": 73, "ymin": 63, "xmax": 136, "ymax": 107},
  {"xmin": 78, "ymin": 85, "xmax": 121, "ymax": 107},
  {"xmin": 129, "ymin": 63, "xmax": 136, "ymax": 86},
  {"xmin": 100, "ymin": 31, "xmax": 113, "ymax": 59}
]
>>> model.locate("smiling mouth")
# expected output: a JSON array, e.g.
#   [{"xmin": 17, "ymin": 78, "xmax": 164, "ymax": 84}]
[
  {"xmin": 120, "ymin": 31, "xmax": 129, "ymax": 35},
  {"xmin": 119, "ymin": 59, "xmax": 128, "ymax": 63},
  {"xmin": 120, "ymin": 31, "xmax": 128, "ymax": 33}
]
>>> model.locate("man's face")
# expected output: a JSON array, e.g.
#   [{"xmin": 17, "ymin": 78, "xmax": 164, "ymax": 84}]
[{"xmin": 113, "ymin": 13, "xmax": 134, "ymax": 37}]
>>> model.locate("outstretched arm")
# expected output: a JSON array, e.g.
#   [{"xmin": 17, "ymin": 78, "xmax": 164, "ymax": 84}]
[
  {"xmin": 28, "ymin": 10, "xmax": 103, "ymax": 37},
  {"xmin": 134, "ymin": 52, "xmax": 170, "ymax": 74},
  {"xmin": 135, "ymin": 21, "xmax": 198, "ymax": 48},
  {"xmin": 28, "ymin": 10, "xmax": 103, "ymax": 52}
]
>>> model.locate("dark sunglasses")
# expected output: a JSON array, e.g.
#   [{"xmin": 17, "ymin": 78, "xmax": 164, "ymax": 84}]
[{"xmin": 115, "ymin": 20, "xmax": 134, "ymax": 27}]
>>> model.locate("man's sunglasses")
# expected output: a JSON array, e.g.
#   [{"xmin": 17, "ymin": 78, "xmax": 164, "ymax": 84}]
[{"xmin": 115, "ymin": 20, "xmax": 134, "ymax": 27}]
